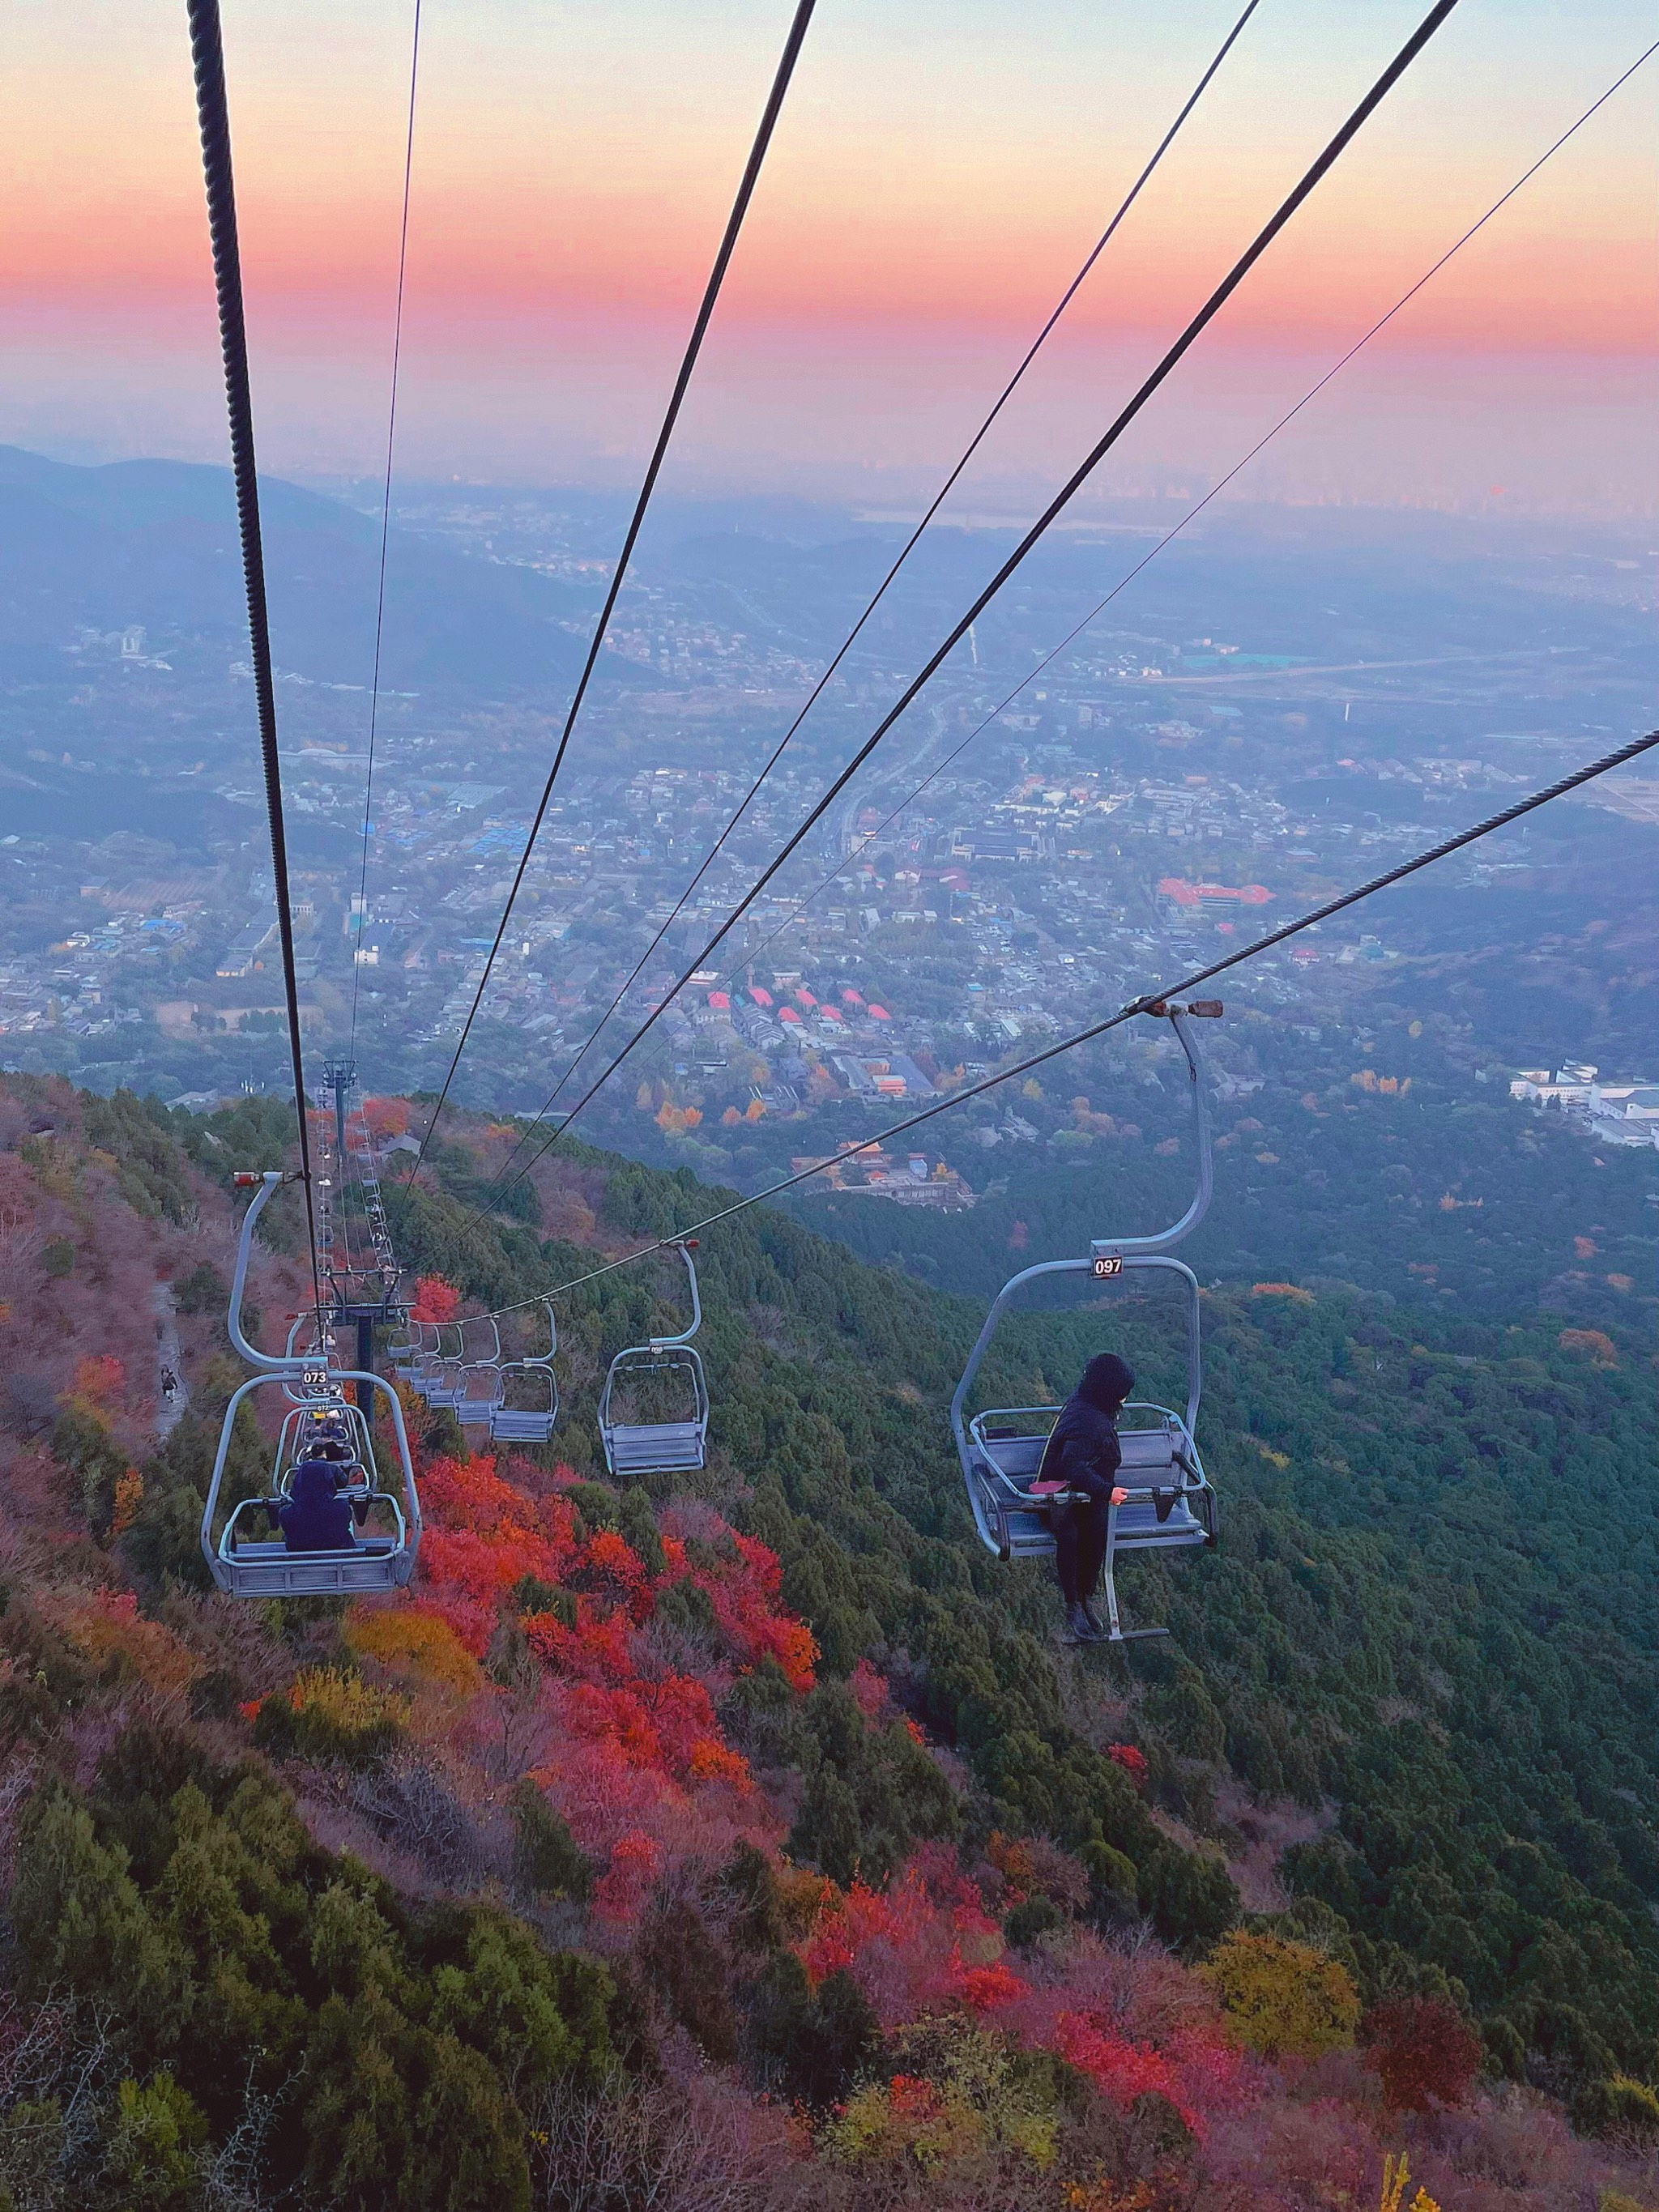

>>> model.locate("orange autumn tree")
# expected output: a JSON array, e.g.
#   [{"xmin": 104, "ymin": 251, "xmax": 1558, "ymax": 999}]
[
  {"xmin": 357, "ymin": 1097, "xmax": 410, "ymax": 1141},
  {"xmin": 410, "ymin": 1275, "xmax": 461, "ymax": 1325},
  {"xmin": 71, "ymin": 1353, "xmax": 125, "ymax": 1412}
]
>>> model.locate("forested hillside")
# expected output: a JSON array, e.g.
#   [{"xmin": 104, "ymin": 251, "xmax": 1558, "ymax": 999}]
[
  {"xmin": 787, "ymin": 1008, "xmax": 1658, "ymax": 1326},
  {"xmin": 0, "ymin": 1072, "xmax": 1654, "ymax": 2211}
]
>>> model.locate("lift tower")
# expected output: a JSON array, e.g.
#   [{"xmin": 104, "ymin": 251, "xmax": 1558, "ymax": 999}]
[{"xmin": 318, "ymin": 1062, "xmax": 406, "ymax": 1434}]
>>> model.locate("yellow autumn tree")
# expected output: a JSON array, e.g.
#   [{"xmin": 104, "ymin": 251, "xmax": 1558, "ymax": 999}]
[
  {"xmin": 1379, "ymin": 2152, "xmax": 1439, "ymax": 2212},
  {"xmin": 346, "ymin": 1606, "xmax": 483, "ymax": 1698},
  {"xmin": 1201, "ymin": 1932, "xmax": 1360, "ymax": 2060}
]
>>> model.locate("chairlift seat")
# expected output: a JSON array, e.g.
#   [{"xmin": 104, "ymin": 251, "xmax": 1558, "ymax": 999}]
[
  {"xmin": 221, "ymin": 1535, "xmax": 409, "ymax": 1598},
  {"xmin": 598, "ymin": 1350, "xmax": 709, "ymax": 1477},
  {"xmin": 423, "ymin": 1361, "xmax": 467, "ymax": 1409},
  {"xmin": 597, "ymin": 1250, "xmax": 709, "ymax": 1480},
  {"xmin": 457, "ymin": 1366, "xmax": 505, "ymax": 1426},
  {"xmin": 964, "ymin": 1401, "xmax": 1214, "ymax": 1564},
  {"xmin": 485, "ymin": 1300, "xmax": 558, "ymax": 1447},
  {"xmin": 488, "ymin": 1407, "xmax": 557, "ymax": 1445},
  {"xmin": 602, "ymin": 1418, "xmax": 706, "ymax": 1475}
]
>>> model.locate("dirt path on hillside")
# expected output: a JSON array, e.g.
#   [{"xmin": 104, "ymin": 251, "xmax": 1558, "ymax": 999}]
[{"xmin": 153, "ymin": 1278, "xmax": 188, "ymax": 1442}]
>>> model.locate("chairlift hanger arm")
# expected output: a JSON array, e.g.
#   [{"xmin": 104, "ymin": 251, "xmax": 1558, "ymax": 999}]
[
  {"xmin": 1092, "ymin": 1005, "xmax": 1216, "ymax": 1262},
  {"xmin": 648, "ymin": 1240, "xmax": 702, "ymax": 1350},
  {"xmin": 949, "ymin": 1254, "xmax": 1202, "ymax": 1462},
  {"xmin": 227, "ymin": 1171, "xmax": 307, "ymax": 1371}
]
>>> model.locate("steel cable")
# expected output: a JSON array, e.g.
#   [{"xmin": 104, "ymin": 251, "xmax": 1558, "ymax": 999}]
[
  {"xmin": 187, "ymin": 0, "xmax": 325, "ymax": 1323},
  {"xmin": 406, "ymin": 0, "xmax": 819, "ymax": 1188},
  {"xmin": 465, "ymin": 0, "xmax": 1465, "ymax": 1196},
  {"xmin": 475, "ymin": 0, "xmax": 1266, "ymax": 1207},
  {"xmin": 348, "ymin": 0, "xmax": 424, "ymax": 1067},
  {"xmin": 472, "ymin": 723, "xmax": 1659, "ymax": 1317},
  {"xmin": 701, "ymin": 36, "xmax": 1659, "ymax": 1004}
]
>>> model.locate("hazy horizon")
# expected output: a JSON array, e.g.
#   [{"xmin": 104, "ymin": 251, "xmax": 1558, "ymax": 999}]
[{"xmin": 5, "ymin": 0, "xmax": 1656, "ymax": 516}]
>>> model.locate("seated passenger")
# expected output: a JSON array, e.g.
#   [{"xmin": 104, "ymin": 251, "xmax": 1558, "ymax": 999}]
[
  {"xmin": 334, "ymin": 1458, "xmax": 373, "ymax": 1527},
  {"xmin": 276, "ymin": 1458, "xmax": 356, "ymax": 1553},
  {"xmin": 1042, "ymin": 1353, "xmax": 1135, "ymax": 1644}
]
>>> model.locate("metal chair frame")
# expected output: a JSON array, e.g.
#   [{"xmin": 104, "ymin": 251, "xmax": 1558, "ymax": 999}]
[
  {"xmin": 599, "ymin": 1241, "xmax": 710, "ymax": 1477},
  {"xmin": 490, "ymin": 1300, "xmax": 560, "ymax": 1446},
  {"xmin": 949, "ymin": 1007, "xmax": 1220, "ymax": 1641},
  {"xmin": 456, "ymin": 1316, "xmax": 505, "ymax": 1428},
  {"xmin": 200, "ymin": 1172, "xmax": 422, "ymax": 1598}
]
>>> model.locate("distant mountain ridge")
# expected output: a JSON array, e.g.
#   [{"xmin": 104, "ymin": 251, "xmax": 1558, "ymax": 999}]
[{"xmin": 0, "ymin": 443, "xmax": 591, "ymax": 695}]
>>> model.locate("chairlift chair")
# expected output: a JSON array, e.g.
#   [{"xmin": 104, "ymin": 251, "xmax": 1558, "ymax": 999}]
[
  {"xmin": 599, "ymin": 1240, "xmax": 710, "ymax": 1477},
  {"xmin": 490, "ymin": 1300, "xmax": 560, "ymax": 1446},
  {"xmin": 203, "ymin": 1173, "xmax": 421, "ymax": 1599},
  {"xmin": 456, "ymin": 1315, "xmax": 505, "ymax": 1429},
  {"xmin": 419, "ymin": 1324, "xmax": 469, "ymax": 1409},
  {"xmin": 949, "ymin": 1004, "xmax": 1222, "ymax": 1643},
  {"xmin": 389, "ymin": 1319, "xmax": 437, "ymax": 1387}
]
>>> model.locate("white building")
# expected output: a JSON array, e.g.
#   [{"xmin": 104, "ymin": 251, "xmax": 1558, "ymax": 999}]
[{"xmin": 1511, "ymin": 1065, "xmax": 1659, "ymax": 1148}]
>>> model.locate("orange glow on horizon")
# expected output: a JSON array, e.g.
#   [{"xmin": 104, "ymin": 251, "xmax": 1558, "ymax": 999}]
[{"xmin": 2, "ymin": 0, "xmax": 1653, "ymax": 501}]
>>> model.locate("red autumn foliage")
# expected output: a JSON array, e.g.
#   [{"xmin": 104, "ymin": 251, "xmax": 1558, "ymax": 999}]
[
  {"xmin": 693, "ymin": 1531, "xmax": 817, "ymax": 1690},
  {"xmin": 801, "ymin": 1863, "xmax": 1016, "ymax": 2024},
  {"xmin": 1360, "ymin": 1994, "xmax": 1484, "ymax": 2112},
  {"xmin": 888, "ymin": 2073, "xmax": 941, "ymax": 2120},
  {"xmin": 524, "ymin": 1604, "xmax": 636, "ymax": 1686},
  {"xmin": 850, "ymin": 1656, "xmax": 889, "ymax": 1719},
  {"xmin": 393, "ymin": 1441, "xmax": 813, "ymax": 1921},
  {"xmin": 1051, "ymin": 2011, "xmax": 1192, "ymax": 2124},
  {"xmin": 958, "ymin": 1962, "xmax": 1030, "ymax": 2013},
  {"xmin": 1107, "ymin": 1741, "xmax": 1149, "ymax": 1785},
  {"xmin": 591, "ymin": 1827, "xmax": 662, "ymax": 1920},
  {"xmin": 410, "ymin": 1274, "xmax": 461, "ymax": 1324}
]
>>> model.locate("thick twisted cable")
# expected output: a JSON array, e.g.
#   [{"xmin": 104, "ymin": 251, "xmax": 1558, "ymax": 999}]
[
  {"xmin": 475, "ymin": 0, "xmax": 1267, "ymax": 1209},
  {"xmin": 407, "ymin": 0, "xmax": 819, "ymax": 1188},
  {"xmin": 188, "ymin": 0, "xmax": 323, "ymax": 1322}
]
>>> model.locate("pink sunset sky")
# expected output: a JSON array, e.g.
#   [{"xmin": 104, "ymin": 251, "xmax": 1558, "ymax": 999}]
[{"xmin": 3, "ymin": 0, "xmax": 1655, "ymax": 513}]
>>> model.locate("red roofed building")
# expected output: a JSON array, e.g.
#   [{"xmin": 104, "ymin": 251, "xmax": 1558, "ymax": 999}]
[
  {"xmin": 868, "ymin": 1004, "xmax": 891, "ymax": 1021},
  {"xmin": 748, "ymin": 986, "xmax": 774, "ymax": 1008},
  {"xmin": 1158, "ymin": 877, "xmax": 1273, "ymax": 908},
  {"xmin": 841, "ymin": 987, "xmax": 864, "ymax": 1006},
  {"xmin": 818, "ymin": 1004, "xmax": 843, "ymax": 1023},
  {"xmin": 795, "ymin": 988, "xmax": 818, "ymax": 1008},
  {"xmin": 706, "ymin": 990, "xmax": 730, "ymax": 1010},
  {"xmin": 778, "ymin": 1006, "xmax": 802, "ymax": 1025}
]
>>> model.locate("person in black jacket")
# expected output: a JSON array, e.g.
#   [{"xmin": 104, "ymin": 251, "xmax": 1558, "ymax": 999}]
[
  {"xmin": 1041, "ymin": 1353, "xmax": 1135, "ymax": 1642},
  {"xmin": 275, "ymin": 1458, "xmax": 356, "ymax": 1553}
]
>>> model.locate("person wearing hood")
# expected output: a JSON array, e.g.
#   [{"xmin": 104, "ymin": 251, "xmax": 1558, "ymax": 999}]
[
  {"xmin": 275, "ymin": 1456, "xmax": 357, "ymax": 1553},
  {"xmin": 1040, "ymin": 1352, "xmax": 1135, "ymax": 1643}
]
